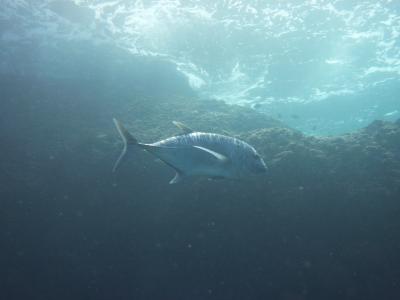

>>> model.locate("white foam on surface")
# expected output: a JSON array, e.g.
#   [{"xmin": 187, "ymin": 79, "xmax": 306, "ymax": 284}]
[{"xmin": 1, "ymin": 0, "xmax": 400, "ymax": 111}]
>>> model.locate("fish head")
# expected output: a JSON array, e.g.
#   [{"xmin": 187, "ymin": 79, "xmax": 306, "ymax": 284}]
[
  {"xmin": 236, "ymin": 147, "xmax": 267, "ymax": 177},
  {"xmin": 248, "ymin": 151, "xmax": 268, "ymax": 175}
]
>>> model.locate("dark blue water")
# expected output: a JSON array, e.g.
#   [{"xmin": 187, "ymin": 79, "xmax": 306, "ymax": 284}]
[{"xmin": 1, "ymin": 1, "xmax": 400, "ymax": 300}]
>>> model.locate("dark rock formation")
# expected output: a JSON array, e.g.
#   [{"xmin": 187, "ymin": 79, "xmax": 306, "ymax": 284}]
[{"xmin": 240, "ymin": 119, "xmax": 400, "ymax": 196}]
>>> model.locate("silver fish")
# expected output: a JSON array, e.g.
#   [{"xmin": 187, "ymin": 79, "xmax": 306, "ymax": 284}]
[{"xmin": 113, "ymin": 119, "xmax": 267, "ymax": 184}]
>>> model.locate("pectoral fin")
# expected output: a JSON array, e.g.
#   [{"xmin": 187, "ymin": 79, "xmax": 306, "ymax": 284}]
[
  {"xmin": 140, "ymin": 144, "xmax": 229, "ymax": 184},
  {"xmin": 141, "ymin": 144, "xmax": 227, "ymax": 164},
  {"xmin": 193, "ymin": 146, "xmax": 229, "ymax": 163}
]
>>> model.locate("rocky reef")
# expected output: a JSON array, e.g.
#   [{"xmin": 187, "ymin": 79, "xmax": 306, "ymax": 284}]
[
  {"xmin": 243, "ymin": 119, "xmax": 400, "ymax": 196},
  {"xmin": 110, "ymin": 94, "xmax": 400, "ymax": 199},
  {"xmin": 3, "ymin": 74, "xmax": 399, "ymax": 200}
]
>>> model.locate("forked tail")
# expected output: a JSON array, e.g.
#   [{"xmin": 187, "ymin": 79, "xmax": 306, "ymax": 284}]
[{"xmin": 112, "ymin": 118, "xmax": 138, "ymax": 172}]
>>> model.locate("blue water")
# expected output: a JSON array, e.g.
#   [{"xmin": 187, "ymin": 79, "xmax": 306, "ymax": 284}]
[
  {"xmin": 1, "ymin": 2, "xmax": 400, "ymax": 300},
  {"xmin": 2, "ymin": 0, "xmax": 400, "ymax": 135}
]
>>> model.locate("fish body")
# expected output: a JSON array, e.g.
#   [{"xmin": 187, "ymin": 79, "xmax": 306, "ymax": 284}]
[{"xmin": 113, "ymin": 119, "xmax": 267, "ymax": 184}]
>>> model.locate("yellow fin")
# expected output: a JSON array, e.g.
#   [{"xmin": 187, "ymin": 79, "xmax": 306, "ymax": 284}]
[{"xmin": 172, "ymin": 121, "xmax": 194, "ymax": 134}]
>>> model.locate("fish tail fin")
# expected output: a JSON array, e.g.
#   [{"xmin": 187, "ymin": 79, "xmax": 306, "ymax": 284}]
[{"xmin": 112, "ymin": 118, "xmax": 138, "ymax": 172}]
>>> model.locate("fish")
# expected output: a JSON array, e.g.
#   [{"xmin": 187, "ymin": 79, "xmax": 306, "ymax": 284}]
[{"xmin": 112, "ymin": 119, "xmax": 267, "ymax": 184}]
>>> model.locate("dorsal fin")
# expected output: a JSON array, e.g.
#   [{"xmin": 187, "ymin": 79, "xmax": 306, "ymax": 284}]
[{"xmin": 172, "ymin": 121, "xmax": 194, "ymax": 134}]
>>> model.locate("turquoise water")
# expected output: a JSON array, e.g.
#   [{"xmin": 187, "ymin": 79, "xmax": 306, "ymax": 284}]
[{"xmin": 2, "ymin": 0, "xmax": 399, "ymax": 134}]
